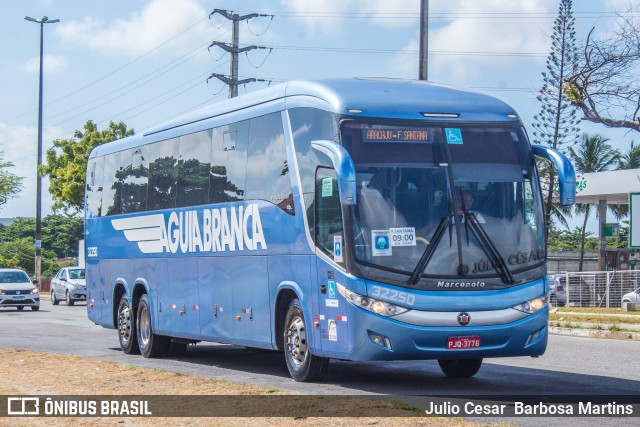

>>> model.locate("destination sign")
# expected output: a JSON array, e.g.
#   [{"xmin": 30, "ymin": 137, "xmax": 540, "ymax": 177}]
[{"xmin": 361, "ymin": 125, "xmax": 435, "ymax": 144}]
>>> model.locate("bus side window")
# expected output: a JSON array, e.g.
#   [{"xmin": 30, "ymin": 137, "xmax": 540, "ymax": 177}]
[
  {"xmin": 177, "ymin": 130, "xmax": 212, "ymax": 208},
  {"xmin": 210, "ymin": 122, "xmax": 248, "ymax": 203},
  {"xmin": 86, "ymin": 157, "xmax": 104, "ymax": 218},
  {"xmin": 122, "ymin": 148, "xmax": 149, "ymax": 213},
  {"xmin": 148, "ymin": 138, "xmax": 178, "ymax": 211},
  {"xmin": 245, "ymin": 113, "xmax": 293, "ymax": 214},
  {"xmin": 101, "ymin": 151, "xmax": 126, "ymax": 216},
  {"xmin": 315, "ymin": 168, "xmax": 343, "ymax": 261}
]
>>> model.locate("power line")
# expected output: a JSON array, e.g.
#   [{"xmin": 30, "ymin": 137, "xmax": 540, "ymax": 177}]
[{"xmin": 5, "ymin": 16, "xmax": 212, "ymax": 125}]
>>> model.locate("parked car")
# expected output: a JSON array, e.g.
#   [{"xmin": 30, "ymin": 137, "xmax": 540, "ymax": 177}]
[
  {"xmin": 548, "ymin": 274, "xmax": 567, "ymax": 307},
  {"xmin": 622, "ymin": 287, "xmax": 640, "ymax": 304},
  {"xmin": 0, "ymin": 268, "xmax": 40, "ymax": 311},
  {"xmin": 51, "ymin": 267, "xmax": 86, "ymax": 306}
]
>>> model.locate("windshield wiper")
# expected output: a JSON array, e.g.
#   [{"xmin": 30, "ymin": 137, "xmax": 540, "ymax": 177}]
[
  {"xmin": 407, "ymin": 214, "xmax": 452, "ymax": 285},
  {"xmin": 466, "ymin": 212, "xmax": 515, "ymax": 285}
]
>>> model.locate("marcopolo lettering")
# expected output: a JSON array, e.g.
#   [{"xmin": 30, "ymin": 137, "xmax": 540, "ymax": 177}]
[
  {"xmin": 437, "ymin": 281, "xmax": 486, "ymax": 289},
  {"xmin": 111, "ymin": 204, "xmax": 267, "ymax": 255}
]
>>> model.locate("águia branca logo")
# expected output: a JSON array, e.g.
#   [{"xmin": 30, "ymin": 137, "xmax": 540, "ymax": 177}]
[{"xmin": 111, "ymin": 204, "xmax": 267, "ymax": 254}]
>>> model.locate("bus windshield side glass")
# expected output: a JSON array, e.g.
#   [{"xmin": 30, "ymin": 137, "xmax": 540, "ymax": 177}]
[{"xmin": 341, "ymin": 121, "xmax": 546, "ymax": 289}]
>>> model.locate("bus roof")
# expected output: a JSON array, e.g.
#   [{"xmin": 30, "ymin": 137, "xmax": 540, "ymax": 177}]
[{"xmin": 90, "ymin": 78, "xmax": 521, "ymax": 158}]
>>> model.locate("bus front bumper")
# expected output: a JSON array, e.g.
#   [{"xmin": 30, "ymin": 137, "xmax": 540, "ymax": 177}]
[{"xmin": 340, "ymin": 307, "xmax": 548, "ymax": 362}]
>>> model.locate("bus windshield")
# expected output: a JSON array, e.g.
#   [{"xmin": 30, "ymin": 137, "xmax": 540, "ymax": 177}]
[{"xmin": 341, "ymin": 121, "xmax": 545, "ymax": 289}]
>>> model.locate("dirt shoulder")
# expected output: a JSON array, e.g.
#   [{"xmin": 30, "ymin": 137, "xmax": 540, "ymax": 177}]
[{"xmin": 0, "ymin": 348, "xmax": 500, "ymax": 427}]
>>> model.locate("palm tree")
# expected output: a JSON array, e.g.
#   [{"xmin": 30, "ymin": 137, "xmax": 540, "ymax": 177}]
[
  {"xmin": 619, "ymin": 140, "xmax": 640, "ymax": 169},
  {"xmin": 568, "ymin": 133, "xmax": 620, "ymax": 271}
]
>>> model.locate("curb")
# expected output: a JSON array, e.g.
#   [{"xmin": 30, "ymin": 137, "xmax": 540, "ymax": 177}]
[{"xmin": 549, "ymin": 326, "xmax": 640, "ymax": 341}]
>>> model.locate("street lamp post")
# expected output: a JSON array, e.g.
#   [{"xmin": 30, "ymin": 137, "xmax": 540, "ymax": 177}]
[{"xmin": 25, "ymin": 16, "xmax": 59, "ymax": 287}]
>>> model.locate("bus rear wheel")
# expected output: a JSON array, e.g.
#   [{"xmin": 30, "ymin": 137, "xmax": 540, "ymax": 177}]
[
  {"xmin": 284, "ymin": 299, "xmax": 329, "ymax": 382},
  {"xmin": 136, "ymin": 294, "xmax": 170, "ymax": 358},
  {"xmin": 117, "ymin": 295, "xmax": 140, "ymax": 354},
  {"xmin": 438, "ymin": 358, "xmax": 483, "ymax": 378}
]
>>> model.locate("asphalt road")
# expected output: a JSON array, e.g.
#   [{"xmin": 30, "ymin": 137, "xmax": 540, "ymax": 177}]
[{"xmin": 1, "ymin": 302, "xmax": 639, "ymax": 426}]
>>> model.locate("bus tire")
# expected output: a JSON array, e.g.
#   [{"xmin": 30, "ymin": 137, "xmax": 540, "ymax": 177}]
[
  {"xmin": 438, "ymin": 358, "xmax": 483, "ymax": 378},
  {"xmin": 136, "ymin": 294, "xmax": 169, "ymax": 358},
  {"xmin": 284, "ymin": 299, "xmax": 329, "ymax": 382},
  {"xmin": 117, "ymin": 295, "xmax": 140, "ymax": 355}
]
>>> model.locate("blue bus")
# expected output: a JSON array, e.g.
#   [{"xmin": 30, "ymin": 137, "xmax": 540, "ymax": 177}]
[{"xmin": 85, "ymin": 78, "xmax": 575, "ymax": 381}]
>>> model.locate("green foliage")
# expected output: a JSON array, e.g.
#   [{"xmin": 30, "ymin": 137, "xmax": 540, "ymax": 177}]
[
  {"xmin": 0, "ymin": 153, "xmax": 23, "ymax": 212},
  {"xmin": 548, "ymin": 227, "xmax": 598, "ymax": 251},
  {"xmin": 41, "ymin": 120, "xmax": 134, "ymax": 214},
  {"xmin": 619, "ymin": 141, "xmax": 640, "ymax": 169},
  {"xmin": 0, "ymin": 237, "xmax": 56, "ymax": 276},
  {"xmin": 0, "ymin": 215, "xmax": 83, "ymax": 259}
]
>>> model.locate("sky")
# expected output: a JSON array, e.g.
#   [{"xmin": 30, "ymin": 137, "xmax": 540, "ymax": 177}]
[{"xmin": 0, "ymin": 0, "xmax": 638, "ymax": 233}]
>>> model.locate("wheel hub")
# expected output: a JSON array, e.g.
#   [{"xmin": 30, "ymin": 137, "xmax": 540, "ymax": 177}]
[
  {"xmin": 286, "ymin": 316, "xmax": 307, "ymax": 366},
  {"xmin": 139, "ymin": 306, "xmax": 150, "ymax": 347},
  {"xmin": 118, "ymin": 306, "xmax": 132, "ymax": 344}
]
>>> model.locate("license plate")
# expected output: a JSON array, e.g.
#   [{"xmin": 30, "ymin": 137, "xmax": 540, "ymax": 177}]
[
  {"xmin": 447, "ymin": 336, "xmax": 480, "ymax": 349},
  {"xmin": 12, "ymin": 295, "xmax": 25, "ymax": 301}
]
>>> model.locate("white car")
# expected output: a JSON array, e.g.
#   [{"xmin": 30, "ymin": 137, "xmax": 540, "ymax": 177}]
[
  {"xmin": 622, "ymin": 287, "xmax": 640, "ymax": 304},
  {"xmin": 51, "ymin": 267, "xmax": 86, "ymax": 306},
  {"xmin": 0, "ymin": 268, "xmax": 40, "ymax": 311}
]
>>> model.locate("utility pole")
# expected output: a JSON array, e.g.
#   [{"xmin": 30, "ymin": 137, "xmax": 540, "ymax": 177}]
[
  {"xmin": 25, "ymin": 15, "xmax": 59, "ymax": 287},
  {"xmin": 419, "ymin": 0, "xmax": 429, "ymax": 80},
  {"xmin": 208, "ymin": 9, "xmax": 271, "ymax": 98}
]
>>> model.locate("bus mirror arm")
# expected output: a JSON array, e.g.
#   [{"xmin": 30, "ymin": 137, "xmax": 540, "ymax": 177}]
[
  {"xmin": 311, "ymin": 140, "xmax": 357, "ymax": 205},
  {"xmin": 532, "ymin": 145, "xmax": 576, "ymax": 206}
]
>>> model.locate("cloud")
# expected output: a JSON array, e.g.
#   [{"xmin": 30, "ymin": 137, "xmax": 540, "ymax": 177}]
[
  {"xmin": 54, "ymin": 0, "xmax": 209, "ymax": 57},
  {"xmin": 279, "ymin": 0, "xmax": 419, "ymax": 35},
  {"xmin": 22, "ymin": 54, "xmax": 69, "ymax": 75},
  {"xmin": 419, "ymin": 0, "xmax": 558, "ymax": 80}
]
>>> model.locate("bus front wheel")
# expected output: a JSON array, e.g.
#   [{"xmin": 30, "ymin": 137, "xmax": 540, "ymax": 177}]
[
  {"xmin": 117, "ymin": 295, "xmax": 140, "ymax": 354},
  {"xmin": 284, "ymin": 299, "xmax": 329, "ymax": 382},
  {"xmin": 136, "ymin": 294, "xmax": 170, "ymax": 358},
  {"xmin": 438, "ymin": 358, "xmax": 483, "ymax": 378}
]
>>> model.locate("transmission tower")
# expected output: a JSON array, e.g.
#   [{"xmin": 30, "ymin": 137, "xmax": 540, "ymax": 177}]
[{"xmin": 208, "ymin": 9, "xmax": 273, "ymax": 98}]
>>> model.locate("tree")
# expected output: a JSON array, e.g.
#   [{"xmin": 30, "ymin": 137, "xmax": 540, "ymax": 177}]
[
  {"xmin": 42, "ymin": 214, "xmax": 84, "ymax": 258},
  {"xmin": 0, "ymin": 238, "xmax": 55, "ymax": 276},
  {"xmin": 565, "ymin": 8, "xmax": 640, "ymax": 132},
  {"xmin": 532, "ymin": 0, "xmax": 580, "ymax": 238},
  {"xmin": 0, "ymin": 214, "xmax": 83, "ymax": 259},
  {"xmin": 41, "ymin": 120, "xmax": 134, "ymax": 214},
  {"xmin": 0, "ymin": 153, "xmax": 23, "ymax": 211},
  {"xmin": 618, "ymin": 141, "xmax": 640, "ymax": 169},
  {"xmin": 568, "ymin": 134, "xmax": 620, "ymax": 270},
  {"xmin": 548, "ymin": 227, "xmax": 598, "ymax": 251}
]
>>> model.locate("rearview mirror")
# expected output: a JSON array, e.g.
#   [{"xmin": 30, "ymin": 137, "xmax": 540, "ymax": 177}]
[
  {"xmin": 532, "ymin": 145, "xmax": 576, "ymax": 206},
  {"xmin": 311, "ymin": 140, "xmax": 356, "ymax": 205}
]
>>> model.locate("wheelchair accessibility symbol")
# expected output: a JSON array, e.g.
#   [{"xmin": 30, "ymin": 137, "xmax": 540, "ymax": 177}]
[{"xmin": 445, "ymin": 128, "xmax": 463, "ymax": 144}]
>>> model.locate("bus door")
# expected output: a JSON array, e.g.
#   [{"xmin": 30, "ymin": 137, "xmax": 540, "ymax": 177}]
[{"xmin": 314, "ymin": 168, "xmax": 350, "ymax": 355}]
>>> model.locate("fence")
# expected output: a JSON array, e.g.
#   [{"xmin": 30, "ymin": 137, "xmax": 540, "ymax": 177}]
[{"xmin": 555, "ymin": 271, "xmax": 640, "ymax": 308}]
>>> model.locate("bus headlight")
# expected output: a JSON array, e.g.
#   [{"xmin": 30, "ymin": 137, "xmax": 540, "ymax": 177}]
[
  {"xmin": 337, "ymin": 283, "xmax": 409, "ymax": 317},
  {"xmin": 514, "ymin": 296, "xmax": 548, "ymax": 314}
]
